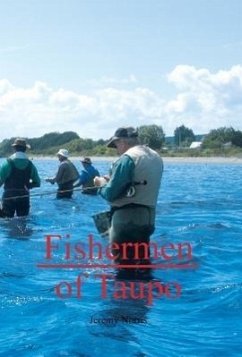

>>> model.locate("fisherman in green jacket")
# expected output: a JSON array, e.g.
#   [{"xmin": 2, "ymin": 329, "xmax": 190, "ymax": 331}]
[
  {"xmin": 94, "ymin": 127, "xmax": 163, "ymax": 266},
  {"xmin": 0, "ymin": 138, "xmax": 41, "ymax": 218}
]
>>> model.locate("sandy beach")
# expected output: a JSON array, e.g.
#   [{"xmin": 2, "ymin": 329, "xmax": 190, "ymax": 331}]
[
  {"xmin": 31, "ymin": 156, "xmax": 242, "ymax": 164},
  {"xmin": 162, "ymin": 156, "xmax": 242, "ymax": 164},
  {"xmin": 90, "ymin": 156, "xmax": 242, "ymax": 164}
]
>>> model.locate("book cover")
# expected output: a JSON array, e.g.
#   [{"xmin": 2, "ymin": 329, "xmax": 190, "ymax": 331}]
[{"xmin": 0, "ymin": 1, "xmax": 241, "ymax": 356}]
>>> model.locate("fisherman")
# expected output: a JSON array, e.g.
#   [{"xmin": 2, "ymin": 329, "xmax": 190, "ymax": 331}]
[
  {"xmin": 94, "ymin": 127, "xmax": 163, "ymax": 265},
  {"xmin": 46, "ymin": 149, "xmax": 79, "ymax": 199},
  {"xmin": 0, "ymin": 138, "xmax": 41, "ymax": 218},
  {"xmin": 74, "ymin": 157, "xmax": 100, "ymax": 195}
]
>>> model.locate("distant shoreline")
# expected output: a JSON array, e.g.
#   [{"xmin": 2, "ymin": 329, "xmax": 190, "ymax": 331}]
[
  {"xmin": 29, "ymin": 156, "xmax": 242, "ymax": 164},
  {"xmin": 162, "ymin": 157, "xmax": 242, "ymax": 164}
]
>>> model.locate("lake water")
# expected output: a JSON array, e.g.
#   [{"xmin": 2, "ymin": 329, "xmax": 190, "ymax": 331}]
[{"xmin": 0, "ymin": 159, "xmax": 241, "ymax": 356}]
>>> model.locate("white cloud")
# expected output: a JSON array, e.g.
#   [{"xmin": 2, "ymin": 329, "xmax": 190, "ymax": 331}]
[
  {"xmin": 167, "ymin": 65, "xmax": 242, "ymax": 111},
  {"xmin": 166, "ymin": 65, "xmax": 242, "ymax": 133},
  {"xmin": 1, "ymin": 65, "xmax": 242, "ymax": 141},
  {"xmin": 0, "ymin": 79, "xmax": 14, "ymax": 95}
]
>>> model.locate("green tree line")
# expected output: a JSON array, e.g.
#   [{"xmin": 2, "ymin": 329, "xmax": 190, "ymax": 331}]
[{"xmin": 0, "ymin": 125, "xmax": 242, "ymax": 157}]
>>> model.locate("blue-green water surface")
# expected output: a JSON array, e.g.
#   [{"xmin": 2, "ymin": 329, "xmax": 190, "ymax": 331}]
[{"xmin": 0, "ymin": 159, "xmax": 241, "ymax": 356}]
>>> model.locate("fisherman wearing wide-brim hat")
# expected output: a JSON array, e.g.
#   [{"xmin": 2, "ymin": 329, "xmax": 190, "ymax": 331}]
[
  {"xmin": 46, "ymin": 149, "xmax": 79, "ymax": 199},
  {"xmin": 0, "ymin": 138, "xmax": 41, "ymax": 218},
  {"xmin": 94, "ymin": 127, "xmax": 163, "ymax": 268},
  {"xmin": 73, "ymin": 157, "xmax": 100, "ymax": 195}
]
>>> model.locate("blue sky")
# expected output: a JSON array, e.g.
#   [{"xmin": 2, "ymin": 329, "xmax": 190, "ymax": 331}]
[{"xmin": 0, "ymin": 0, "xmax": 242, "ymax": 141}]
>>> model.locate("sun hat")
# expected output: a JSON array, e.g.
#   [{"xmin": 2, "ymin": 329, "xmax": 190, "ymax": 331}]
[
  {"xmin": 12, "ymin": 138, "xmax": 31, "ymax": 149},
  {"xmin": 57, "ymin": 149, "xmax": 69, "ymax": 158},
  {"xmin": 81, "ymin": 157, "xmax": 92, "ymax": 164},
  {"xmin": 107, "ymin": 127, "xmax": 138, "ymax": 148}
]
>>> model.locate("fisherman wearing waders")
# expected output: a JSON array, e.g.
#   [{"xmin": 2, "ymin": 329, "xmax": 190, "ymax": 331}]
[
  {"xmin": 74, "ymin": 157, "xmax": 100, "ymax": 195},
  {"xmin": 0, "ymin": 138, "xmax": 41, "ymax": 218},
  {"xmin": 46, "ymin": 149, "xmax": 79, "ymax": 199},
  {"xmin": 94, "ymin": 127, "xmax": 163, "ymax": 266}
]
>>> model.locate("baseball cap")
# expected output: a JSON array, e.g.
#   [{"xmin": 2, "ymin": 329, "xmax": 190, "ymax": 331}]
[{"xmin": 107, "ymin": 127, "xmax": 138, "ymax": 148}]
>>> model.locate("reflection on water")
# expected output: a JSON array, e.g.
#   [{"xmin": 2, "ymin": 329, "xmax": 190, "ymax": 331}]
[
  {"xmin": 1, "ymin": 217, "xmax": 34, "ymax": 239},
  {"xmin": 115, "ymin": 265, "xmax": 153, "ymax": 281}
]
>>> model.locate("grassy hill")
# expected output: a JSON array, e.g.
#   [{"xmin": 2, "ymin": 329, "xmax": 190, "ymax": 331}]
[
  {"xmin": 0, "ymin": 131, "xmax": 115, "ymax": 157},
  {"xmin": 0, "ymin": 131, "xmax": 80, "ymax": 156}
]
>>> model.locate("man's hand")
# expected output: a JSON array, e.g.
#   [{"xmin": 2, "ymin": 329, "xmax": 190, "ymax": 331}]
[
  {"xmin": 94, "ymin": 176, "xmax": 109, "ymax": 187},
  {"xmin": 45, "ymin": 178, "xmax": 55, "ymax": 184}
]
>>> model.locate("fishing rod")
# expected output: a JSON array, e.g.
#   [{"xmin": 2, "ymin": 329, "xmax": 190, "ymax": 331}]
[
  {"xmin": 0, "ymin": 186, "xmax": 99, "ymax": 201},
  {"xmin": 0, "ymin": 180, "xmax": 148, "ymax": 201}
]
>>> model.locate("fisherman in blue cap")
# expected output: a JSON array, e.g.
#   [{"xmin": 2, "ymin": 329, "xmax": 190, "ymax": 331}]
[{"xmin": 74, "ymin": 157, "xmax": 100, "ymax": 195}]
